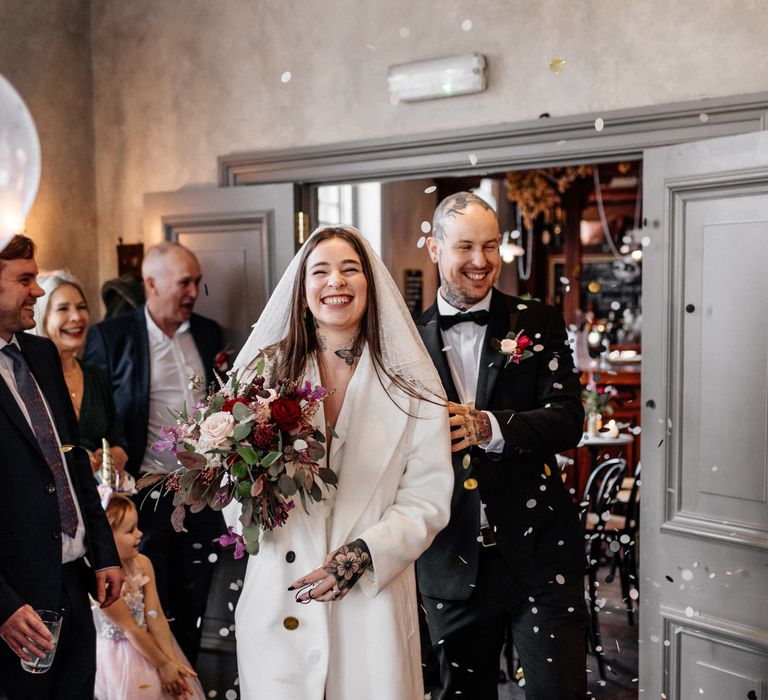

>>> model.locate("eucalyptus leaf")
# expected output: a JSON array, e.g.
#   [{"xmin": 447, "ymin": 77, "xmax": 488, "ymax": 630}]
[
  {"xmin": 233, "ymin": 422, "xmax": 253, "ymax": 441},
  {"xmin": 313, "ymin": 428, "xmax": 326, "ymax": 443},
  {"xmin": 278, "ymin": 474, "xmax": 297, "ymax": 497},
  {"xmin": 232, "ymin": 401, "xmax": 252, "ymax": 422},
  {"xmin": 230, "ymin": 461, "xmax": 247, "ymax": 479},
  {"xmin": 170, "ymin": 503, "xmax": 187, "ymax": 532},
  {"xmin": 210, "ymin": 395, "xmax": 226, "ymax": 411},
  {"xmin": 236, "ymin": 481, "xmax": 253, "ymax": 499},
  {"xmin": 261, "ymin": 451, "xmax": 282, "ymax": 468},
  {"xmin": 318, "ymin": 467, "xmax": 338, "ymax": 486},
  {"xmin": 237, "ymin": 446, "xmax": 259, "ymax": 465}
]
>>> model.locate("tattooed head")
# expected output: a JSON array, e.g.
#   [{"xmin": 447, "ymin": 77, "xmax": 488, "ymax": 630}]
[{"xmin": 431, "ymin": 191, "xmax": 496, "ymax": 242}]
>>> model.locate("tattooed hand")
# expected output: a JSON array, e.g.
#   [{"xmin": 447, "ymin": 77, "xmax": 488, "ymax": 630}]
[
  {"xmin": 288, "ymin": 539, "xmax": 372, "ymax": 603},
  {"xmin": 448, "ymin": 401, "xmax": 492, "ymax": 452}
]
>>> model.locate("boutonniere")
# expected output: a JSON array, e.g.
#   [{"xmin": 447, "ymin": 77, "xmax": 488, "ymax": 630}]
[
  {"xmin": 214, "ymin": 348, "xmax": 233, "ymax": 374},
  {"xmin": 490, "ymin": 329, "xmax": 534, "ymax": 367}
]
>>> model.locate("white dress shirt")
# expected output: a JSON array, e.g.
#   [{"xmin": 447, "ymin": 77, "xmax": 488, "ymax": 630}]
[
  {"xmin": 142, "ymin": 308, "xmax": 206, "ymax": 474},
  {"xmin": 436, "ymin": 290, "xmax": 504, "ymax": 454},
  {"xmin": 0, "ymin": 335, "xmax": 87, "ymax": 563}
]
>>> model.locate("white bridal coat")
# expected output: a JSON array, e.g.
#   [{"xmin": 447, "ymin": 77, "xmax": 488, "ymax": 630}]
[{"xmin": 235, "ymin": 348, "xmax": 453, "ymax": 700}]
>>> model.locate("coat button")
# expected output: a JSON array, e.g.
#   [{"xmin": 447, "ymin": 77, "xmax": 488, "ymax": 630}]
[
  {"xmin": 285, "ymin": 551, "xmax": 296, "ymax": 563},
  {"xmin": 283, "ymin": 616, "xmax": 299, "ymax": 630},
  {"xmin": 463, "ymin": 478, "xmax": 478, "ymax": 490},
  {"xmin": 47, "ymin": 484, "xmax": 56, "ymax": 494}
]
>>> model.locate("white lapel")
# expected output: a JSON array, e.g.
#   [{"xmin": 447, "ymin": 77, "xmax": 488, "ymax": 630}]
[{"xmin": 328, "ymin": 347, "xmax": 409, "ymax": 548}]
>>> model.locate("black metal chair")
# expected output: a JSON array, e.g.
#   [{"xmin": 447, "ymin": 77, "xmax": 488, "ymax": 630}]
[{"xmin": 580, "ymin": 457, "xmax": 627, "ymax": 679}]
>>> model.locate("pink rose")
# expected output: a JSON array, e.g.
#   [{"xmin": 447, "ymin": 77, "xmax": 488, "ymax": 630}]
[{"xmin": 199, "ymin": 411, "xmax": 235, "ymax": 447}]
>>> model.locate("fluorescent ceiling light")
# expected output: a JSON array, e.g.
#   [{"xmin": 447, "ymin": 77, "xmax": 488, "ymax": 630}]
[{"xmin": 388, "ymin": 53, "xmax": 488, "ymax": 103}]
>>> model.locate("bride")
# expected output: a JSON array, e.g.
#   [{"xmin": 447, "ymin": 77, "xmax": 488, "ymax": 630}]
[{"xmin": 232, "ymin": 225, "xmax": 453, "ymax": 699}]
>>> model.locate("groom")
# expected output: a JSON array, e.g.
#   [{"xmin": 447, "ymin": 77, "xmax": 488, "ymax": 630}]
[{"xmin": 415, "ymin": 192, "xmax": 588, "ymax": 699}]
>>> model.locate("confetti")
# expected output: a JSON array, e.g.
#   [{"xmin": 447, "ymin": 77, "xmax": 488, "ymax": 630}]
[
  {"xmin": 548, "ymin": 359, "xmax": 559, "ymax": 371},
  {"xmin": 517, "ymin": 303, "xmax": 528, "ymax": 310},
  {"xmin": 225, "ymin": 691, "xmax": 238, "ymax": 700},
  {"xmin": 526, "ymin": 499, "xmax": 537, "ymax": 508},
  {"xmin": 594, "ymin": 117, "xmax": 605, "ymax": 132},
  {"xmin": 548, "ymin": 57, "xmax": 566, "ymax": 74},
  {"xmin": 420, "ymin": 220, "xmax": 431, "ymax": 234},
  {"xmin": 208, "ymin": 553, "xmax": 218, "ymax": 563},
  {"xmin": 559, "ymin": 276, "xmax": 570, "ymax": 285},
  {"xmin": 685, "ymin": 606, "xmax": 695, "ymax": 617},
  {"xmin": 533, "ymin": 344, "xmax": 544, "ymax": 352},
  {"xmin": 147, "ymin": 609, "xmax": 158, "ymax": 618},
  {"xmin": 555, "ymin": 574, "xmax": 565, "ymax": 584},
  {"xmin": 416, "ymin": 236, "xmax": 426, "ymax": 248},
  {"xmin": 641, "ymin": 236, "xmax": 651, "ymax": 247},
  {"xmin": 399, "ymin": 27, "xmax": 410, "ymax": 38},
  {"xmin": 280, "ymin": 71, "xmax": 292, "ymax": 84},
  {"xmin": 219, "ymin": 627, "xmax": 230, "ymax": 637},
  {"xmin": 553, "ymin": 382, "xmax": 563, "ymax": 389},
  {"xmin": 436, "ymin": 602, "xmax": 444, "ymax": 610},
  {"xmin": 192, "ymin": 542, "xmax": 203, "ymax": 549},
  {"xmin": 424, "ymin": 185, "xmax": 437, "ymax": 194},
  {"xmin": 461, "ymin": 19, "xmax": 473, "ymax": 31},
  {"xmin": 681, "ymin": 569, "xmax": 693, "ymax": 581},
  {"xmin": 698, "ymin": 112, "xmax": 710, "ymax": 123},
  {"xmin": 468, "ymin": 153, "xmax": 478, "ymax": 166}
]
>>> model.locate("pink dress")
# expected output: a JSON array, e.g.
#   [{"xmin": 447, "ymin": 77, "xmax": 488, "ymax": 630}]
[{"xmin": 93, "ymin": 573, "xmax": 205, "ymax": 700}]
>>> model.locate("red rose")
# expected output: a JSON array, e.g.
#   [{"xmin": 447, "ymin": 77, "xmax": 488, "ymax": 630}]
[
  {"xmin": 222, "ymin": 397, "xmax": 249, "ymax": 413},
  {"xmin": 271, "ymin": 397, "xmax": 302, "ymax": 432},
  {"xmin": 516, "ymin": 335, "xmax": 533, "ymax": 350}
]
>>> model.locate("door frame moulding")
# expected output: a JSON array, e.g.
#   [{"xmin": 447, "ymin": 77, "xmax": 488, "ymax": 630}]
[{"xmin": 218, "ymin": 93, "xmax": 768, "ymax": 186}]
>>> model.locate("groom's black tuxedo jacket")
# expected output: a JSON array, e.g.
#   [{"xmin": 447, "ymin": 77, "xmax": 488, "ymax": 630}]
[
  {"xmin": 416, "ymin": 289, "xmax": 585, "ymax": 600},
  {"xmin": 84, "ymin": 305, "xmax": 222, "ymax": 477},
  {"xmin": 0, "ymin": 333, "xmax": 119, "ymax": 626}
]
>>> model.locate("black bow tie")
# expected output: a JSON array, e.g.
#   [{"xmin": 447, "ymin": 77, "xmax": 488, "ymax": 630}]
[{"xmin": 439, "ymin": 309, "xmax": 490, "ymax": 331}]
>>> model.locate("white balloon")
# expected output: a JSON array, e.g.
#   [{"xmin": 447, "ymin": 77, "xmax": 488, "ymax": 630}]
[{"xmin": 0, "ymin": 73, "xmax": 41, "ymax": 250}]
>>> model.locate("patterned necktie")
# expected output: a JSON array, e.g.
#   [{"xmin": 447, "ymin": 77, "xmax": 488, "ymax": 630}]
[
  {"xmin": 438, "ymin": 309, "xmax": 491, "ymax": 331},
  {"xmin": 3, "ymin": 344, "xmax": 79, "ymax": 537}
]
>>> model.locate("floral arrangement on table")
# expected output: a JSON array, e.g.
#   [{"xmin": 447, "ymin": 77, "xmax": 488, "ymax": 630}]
[
  {"xmin": 491, "ymin": 329, "xmax": 534, "ymax": 367},
  {"xmin": 137, "ymin": 358, "xmax": 334, "ymax": 558},
  {"xmin": 582, "ymin": 373, "xmax": 618, "ymax": 416}
]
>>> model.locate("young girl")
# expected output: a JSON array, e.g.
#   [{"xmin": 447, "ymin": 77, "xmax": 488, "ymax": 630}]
[{"xmin": 94, "ymin": 495, "xmax": 205, "ymax": 699}]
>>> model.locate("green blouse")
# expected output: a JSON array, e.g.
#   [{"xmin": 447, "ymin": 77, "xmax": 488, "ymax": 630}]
[{"xmin": 78, "ymin": 361, "xmax": 128, "ymax": 454}]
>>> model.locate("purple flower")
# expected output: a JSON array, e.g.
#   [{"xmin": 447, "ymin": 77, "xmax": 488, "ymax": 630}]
[
  {"xmin": 154, "ymin": 426, "xmax": 180, "ymax": 454},
  {"xmin": 217, "ymin": 527, "xmax": 247, "ymax": 560}
]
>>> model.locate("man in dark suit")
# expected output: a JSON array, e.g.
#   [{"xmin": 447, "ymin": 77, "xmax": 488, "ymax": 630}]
[
  {"xmin": 0, "ymin": 235, "xmax": 121, "ymax": 699},
  {"xmin": 85, "ymin": 241, "xmax": 224, "ymax": 664},
  {"xmin": 416, "ymin": 193, "xmax": 588, "ymax": 699}
]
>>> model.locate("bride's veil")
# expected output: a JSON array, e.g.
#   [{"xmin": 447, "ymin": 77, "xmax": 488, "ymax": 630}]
[{"xmin": 233, "ymin": 225, "xmax": 444, "ymax": 400}]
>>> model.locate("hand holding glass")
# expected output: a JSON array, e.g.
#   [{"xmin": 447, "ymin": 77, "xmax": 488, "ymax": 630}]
[{"xmin": 20, "ymin": 609, "xmax": 62, "ymax": 674}]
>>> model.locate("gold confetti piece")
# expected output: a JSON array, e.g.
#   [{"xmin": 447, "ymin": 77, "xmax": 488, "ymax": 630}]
[
  {"xmin": 544, "ymin": 464, "xmax": 551, "ymax": 476},
  {"xmin": 548, "ymin": 57, "xmax": 566, "ymax": 74},
  {"xmin": 587, "ymin": 280, "xmax": 601, "ymax": 293},
  {"xmin": 463, "ymin": 478, "xmax": 478, "ymax": 490},
  {"xmin": 462, "ymin": 454, "xmax": 471, "ymax": 470},
  {"xmin": 283, "ymin": 616, "xmax": 299, "ymax": 630},
  {"xmin": 60, "ymin": 444, "xmax": 74, "ymax": 453},
  {"xmin": 139, "ymin": 684, "xmax": 151, "ymax": 689}
]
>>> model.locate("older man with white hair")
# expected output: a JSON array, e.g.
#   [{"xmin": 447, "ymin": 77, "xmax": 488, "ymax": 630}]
[{"xmin": 85, "ymin": 241, "xmax": 224, "ymax": 665}]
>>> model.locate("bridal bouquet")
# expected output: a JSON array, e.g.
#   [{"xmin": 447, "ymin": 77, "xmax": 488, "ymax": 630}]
[{"xmin": 138, "ymin": 358, "xmax": 334, "ymax": 558}]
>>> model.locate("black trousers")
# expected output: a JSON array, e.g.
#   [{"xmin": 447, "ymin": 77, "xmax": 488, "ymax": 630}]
[
  {"xmin": 0, "ymin": 560, "xmax": 96, "ymax": 700},
  {"xmin": 422, "ymin": 547, "xmax": 588, "ymax": 700},
  {"xmin": 134, "ymin": 488, "xmax": 224, "ymax": 665}
]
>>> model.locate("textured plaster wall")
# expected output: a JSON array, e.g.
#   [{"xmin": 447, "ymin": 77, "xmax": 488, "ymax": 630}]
[
  {"xmin": 0, "ymin": 0, "xmax": 99, "ymax": 313},
  {"xmin": 89, "ymin": 0, "xmax": 768, "ymax": 283},
  {"xmin": 5, "ymin": 0, "xmax": 766, "ymax": 291}
]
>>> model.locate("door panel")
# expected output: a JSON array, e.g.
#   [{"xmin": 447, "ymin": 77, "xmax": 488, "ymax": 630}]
[{"xmin": 642, "ymin": 131, "xmax": 768, "ymax": 698}]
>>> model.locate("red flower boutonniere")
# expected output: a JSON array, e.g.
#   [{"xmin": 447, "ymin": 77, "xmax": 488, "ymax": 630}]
[
  {"xmin": 215, "ymin": 349, "xmax": 232, "ymax": 373},
  {"xmin": 491, "ymin": 329, "xmax": 535, "ymax": 367}
]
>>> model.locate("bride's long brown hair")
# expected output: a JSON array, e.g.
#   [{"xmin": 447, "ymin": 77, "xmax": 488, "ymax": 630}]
[{"xmin": 272, "ymin": 226, "xmax": 429, "ymax": 405}]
